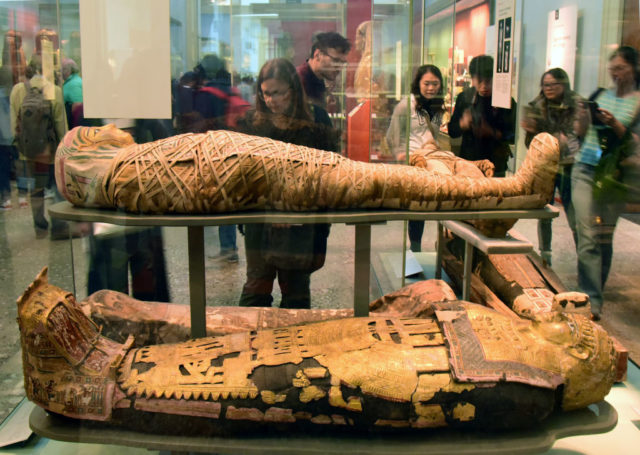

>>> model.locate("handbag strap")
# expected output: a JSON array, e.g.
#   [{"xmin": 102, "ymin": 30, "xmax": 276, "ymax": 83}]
[
  {"xmin": 594, "ymin": 90, "xmax": 640, "ymax": 158},
  {"xmin": 588, "ymin": 87, "xmax": 606, "ymax": 102},
  {"xmin": 618, "ymin": 95, "xmax": 640, "ymax": 158}
]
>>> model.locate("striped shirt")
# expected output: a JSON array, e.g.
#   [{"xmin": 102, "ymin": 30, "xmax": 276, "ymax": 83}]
[{"xmin": 577, "ymin": 89, "xmax": 640, "ymax": 165}]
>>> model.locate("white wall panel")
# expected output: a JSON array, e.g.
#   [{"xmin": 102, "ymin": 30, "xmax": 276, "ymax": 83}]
[{"xmin": 80, "ymin": 0, "xmax": 171, "ymax": 119}]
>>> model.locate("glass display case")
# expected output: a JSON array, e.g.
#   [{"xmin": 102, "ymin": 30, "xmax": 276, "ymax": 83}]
[{"xmin": 1, "ymin": 1, "xmax": 640, "ymax": 452}]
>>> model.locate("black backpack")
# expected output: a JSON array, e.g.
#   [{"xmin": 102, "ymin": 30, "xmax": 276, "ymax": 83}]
[{"xmin": 18, "ymin": 80, "xmax": 57, "ymax": 159}]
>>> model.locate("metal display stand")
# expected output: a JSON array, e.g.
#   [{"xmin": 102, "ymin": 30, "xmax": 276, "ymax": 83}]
[
  {"xmin": 40, "ymin": 203, "xmax": 619, "ymax": 454},
  {"xmin": 49, "ymin": 202, "xmax": 558, "ymax": 338},
  {"xmin": 29, "ymin": 400, "xmax": 617, "ymax": 455},
  {"xmin": 436, "ymin": 220, "xmax": 534, "ymax": 300}
]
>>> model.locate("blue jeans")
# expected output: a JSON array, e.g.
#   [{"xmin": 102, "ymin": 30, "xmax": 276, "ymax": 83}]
[
  {"xmin": 537, "ymin": 164, "xmax": 576, "ymax": 252},
  {"xmin": 571, "ymin": 163, "xmax": 625, "ymax": 314},
  {"xmin": 219, "ymin": 225, "xmax": 237, "ymax": 252},
  {"xmin": 16, "ymin": 158, "xmax": 34, "ymax": 194},
  {"xmin": 21, "ymin": 160, "xmax": 66, "ymax": 233},
  {"xmin": 408, "ymin": 220, "xmax": 425, "ymax": 252}
]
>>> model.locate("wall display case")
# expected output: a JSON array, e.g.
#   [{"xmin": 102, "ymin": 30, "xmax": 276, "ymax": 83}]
[{"xmin": 2, "ymin": 1, "xmax": 640, "ymax": 453}]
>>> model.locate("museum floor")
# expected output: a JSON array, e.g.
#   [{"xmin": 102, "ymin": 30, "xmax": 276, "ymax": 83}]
[{"xmin": 0, "ymin": 190, "xmax": 640, "ymax": 453}]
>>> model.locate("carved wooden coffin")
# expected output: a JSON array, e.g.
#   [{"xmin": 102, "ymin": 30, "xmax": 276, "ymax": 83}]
[
  {"xmin": 17, "ymin": 269, "xmax": 617, "ymax": 436},
  {"xmin": 80, "ymin": 280, "xmax": 457, "ymax": 346}
]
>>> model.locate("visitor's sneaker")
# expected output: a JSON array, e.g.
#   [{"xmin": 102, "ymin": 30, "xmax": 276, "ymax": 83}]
[
  {"xmin": 540, "ymin": 250, "xmax": 552, "ymax": 266},
  {"xmin": 209, "ymin": 249, "xmax": 239, "ymax": 263},
  {"xmin": 44, "ymin": 188, "xmax": 55, "ymax": 199},
  {"xmin": 19, "ymin": 197, "xmax": 28, "ymax": 208},
  {"xmin": 0, "ymin": 199, "xmax": 11, "ymax": 210},
  {"xmin": 50, "ymin": 224, "xmax": 84, "ymax": 241}
]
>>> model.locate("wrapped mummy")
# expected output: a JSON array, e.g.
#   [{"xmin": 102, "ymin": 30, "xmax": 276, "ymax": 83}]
[
  {"xmin": 18, "ymin": 269, "xmax": 616, "ymax": 435},
  {"xmin": 55, "ymin": 125, "xmax": 558, "ymax": 214}
]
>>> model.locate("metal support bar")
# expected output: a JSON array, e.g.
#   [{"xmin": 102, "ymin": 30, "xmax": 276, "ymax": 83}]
[
  {"xmin": 462, "ymin": 241, "xmax": 474, "ymax": 301},
  {"xmin": 187, "ymin": 226, "xmax": 206, "ymax": 338},
  {"xmin": 68, "ymin": 228, "xmax": 77, "ymax": 299},
  {"xmin": 442, "ymin": 220, "xmax": 534, "ymax": 302},
  {"xmin": 48, "ymin": 202, "xmax": 554, "ymax": 329},
  {"xmin": 354, "ymin": 224, "xmax": 372, "ymax": 317},
  {"xmin": 435, "ymin": 221, "xmax": 444, "ymax": 279}
]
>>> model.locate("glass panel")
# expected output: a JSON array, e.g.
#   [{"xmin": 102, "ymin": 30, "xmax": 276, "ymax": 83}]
[
  {"xmin": 2, "ymin": 0, "xmax": 640, "ymax": 446},
  {"xmin": 515, "ymin": 0, "xmax": 640, "ymax": 362},
  {"xmin": 366, "ymin": 0, "xmax": 411, "ymax": 293},
  {"xmin": 370, "ymin": 0, "xmax": 412, "ymax": 165},
  {"xmin": 0, "ymin": 0, "xmax": 82, "ymax": 424}
]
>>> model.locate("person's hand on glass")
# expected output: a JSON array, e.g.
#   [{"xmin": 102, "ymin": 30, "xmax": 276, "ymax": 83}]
[
  {"xmin": 475, "ymin": 118, "xmax": 498, "ymax": 139},
  {"xmin": 459, "ymin": 109, "xmax": 472, "ymax": 130},
  {"xmin": 574, "ymin": 100, "xmax": 591, "ymax": 137},
  {"xmin": 520, "ymin": 117, "xmax": 537, "ymax": 133},
  {"xmin": 521, "ymin": 106, "xmax": 542, "ymax": 134}
]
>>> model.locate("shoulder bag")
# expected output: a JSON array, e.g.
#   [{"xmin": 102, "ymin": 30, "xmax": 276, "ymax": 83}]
[{"xmin": 592, "ymin": 89, "xmax": 640, "ymax": 203}]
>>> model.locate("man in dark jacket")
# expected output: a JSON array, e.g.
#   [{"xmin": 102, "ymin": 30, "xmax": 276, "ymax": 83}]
[
  {"xmin": 297, "ymin": 32, "xmax": 351, "ymax": 109},
  {"xmin": 448, "ymin": 55, "xmax": 516, "ymax": 176}
]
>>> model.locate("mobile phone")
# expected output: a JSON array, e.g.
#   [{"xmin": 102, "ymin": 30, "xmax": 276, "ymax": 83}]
[
  {"xmin": 586, "ymin": 100, "xmax": 604, "ymax": 125},
  {"xmin": 523, "ymin": 105, "xmax": 543, "ymax": 119}
]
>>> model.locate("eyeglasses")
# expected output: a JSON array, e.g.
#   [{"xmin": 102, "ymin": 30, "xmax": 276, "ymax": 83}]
[
  {"xmin": 258, "ymin": 89, "xmax": 291, "ymax": 101},
  {"xmin": 321, "ymin": 50, "xmax": 347, "ymax": 66},
  {"xmin": 542, "ymin": 82, "xmax": 562, "ymax": 89},
  {"xmin": 608, "ymin": 64, "xmax": 630, "ymax": 73}
]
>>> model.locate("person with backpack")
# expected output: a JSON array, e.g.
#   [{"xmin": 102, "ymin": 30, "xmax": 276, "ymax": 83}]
[
  {"xmin": 0, "ymin": 66, "xmax": 14, "ymax": 209},
  {"xmin": 10, "ymin": 54, "xmax": 68, "ymax": 239},
  {"xmin": 176, "ymin": 54, "xmax": 250, "ymax": 134},
  {"xmin": 175, "ymin": 54, "xmax": 250, "ymax": 262}
]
